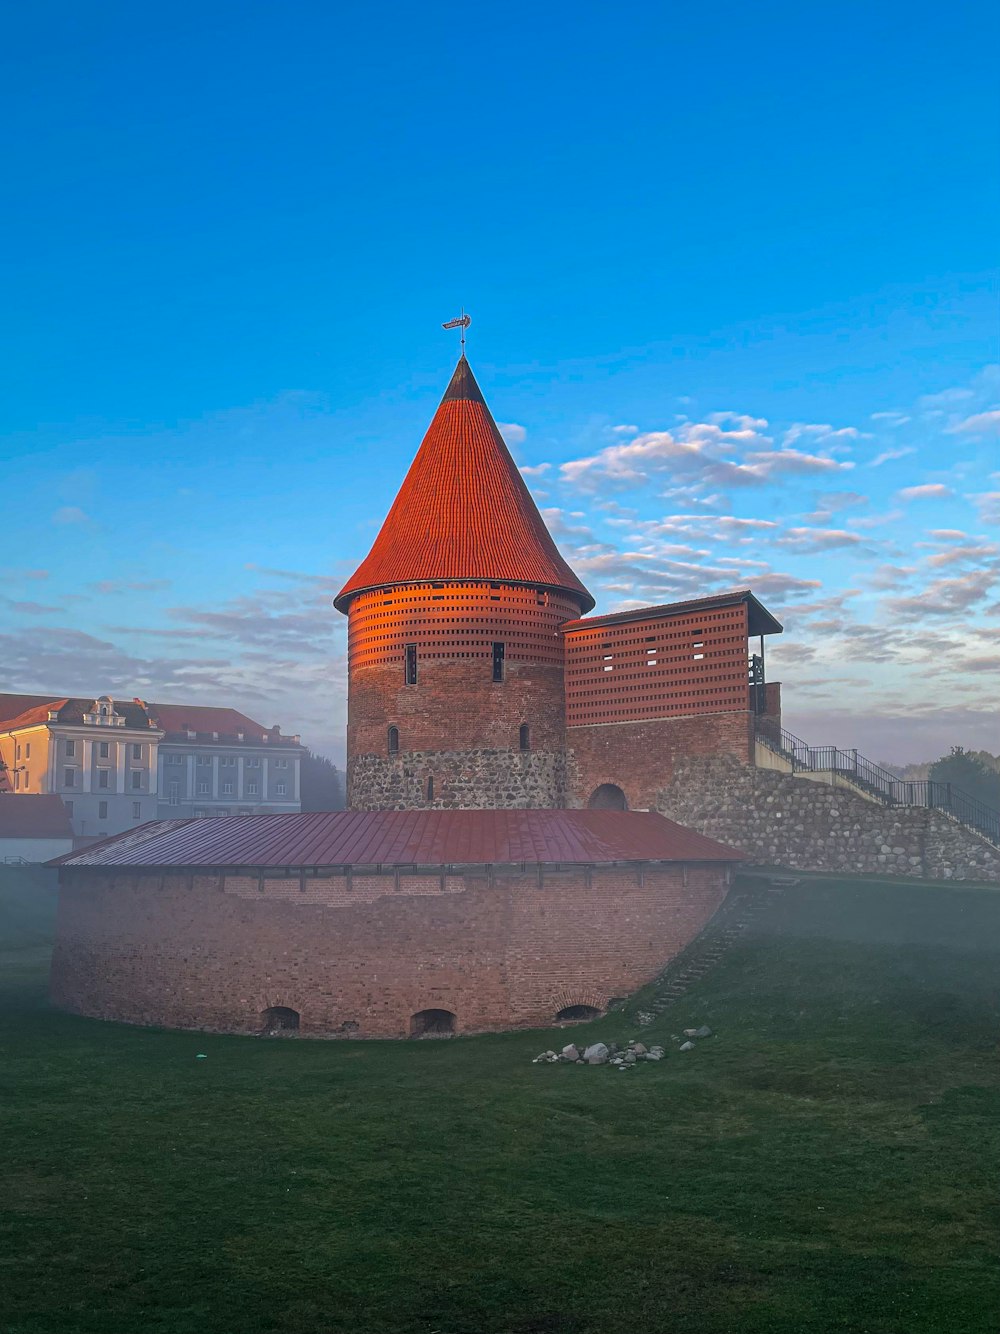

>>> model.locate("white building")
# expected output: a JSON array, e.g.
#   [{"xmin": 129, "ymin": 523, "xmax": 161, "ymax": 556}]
[{"xmin": 0, "ymin": 693, "xmax": 303, "ymax": 840}]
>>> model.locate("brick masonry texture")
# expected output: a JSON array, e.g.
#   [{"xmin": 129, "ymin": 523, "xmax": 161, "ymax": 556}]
[
  {"xmin": 657, "ymin": 755, "xmax": 1000, "ymax": 883},
  {"xmin": 50, "ymin": 865, "xmax": 729, "ymax": 1037},
  {"xmin": 350, "ymin": 748, "xmax": 568, "ymax": 809},
  {"xmin": 349, "ymin": 658, "xmax": 567, "ymax": 758},
  {"xmin": 567, "ymin": 712, "xmax": 754, "ymax": 810}
]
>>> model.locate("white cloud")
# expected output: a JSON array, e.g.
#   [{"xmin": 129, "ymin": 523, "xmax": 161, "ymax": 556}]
[
  {"xmin": 498, "ymin": 422, "xmax": 526, "ymax": 447},
  {"xmin": 869, "ymin": 446, "xmax": 916, "ymax": 467},
  {"xmin": 51, "ymin": 506, "xmax": 90, "ymax": 525},
  {"xmin": 519, "ymin": 463, "xmax": 550, "ymax": 477},
  {"xmin": 896, "ymin": 483, "xmax": 954, "ymax": 501},
  {"xmin": 948, "ymin": 409, "xmax": 1000, "ymax": 438}
]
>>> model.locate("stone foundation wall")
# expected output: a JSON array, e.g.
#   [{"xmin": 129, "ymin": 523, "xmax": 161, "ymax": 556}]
[
  {"xmin": 349, "ymin": 748, "xmax": 569, "ymax": 809},
  {"xmin": 50, "ymin": 863, "xmax": 729, "ymax": 1037},
  {"xmin": 657, "ymin": 755, "xmax": 1000, "ymax": 883}
]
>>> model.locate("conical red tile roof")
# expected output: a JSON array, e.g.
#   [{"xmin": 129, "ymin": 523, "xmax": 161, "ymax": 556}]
[{"xmin": 335, "ymin": 357, "xmax": 594, "ymax": 612}]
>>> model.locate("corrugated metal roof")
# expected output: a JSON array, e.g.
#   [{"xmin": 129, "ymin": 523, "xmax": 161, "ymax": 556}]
[
  {"xmin": 52, "ymin": 808, "xmax": 741, "ymax": 869},
  {"xmin": 334, "ymin": 357, "xmax": 594, "ymax": 613}
]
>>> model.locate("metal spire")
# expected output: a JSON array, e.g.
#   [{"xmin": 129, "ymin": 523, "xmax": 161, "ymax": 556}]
[{"xmin": 441, "ymin": 309, "xmax": 471, "ymax": 355}]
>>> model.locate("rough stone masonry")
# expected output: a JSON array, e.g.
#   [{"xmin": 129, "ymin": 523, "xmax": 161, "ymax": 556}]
[{"xmin": 658, "ymin": 755, "xmax": 1000, "ymax": 883}]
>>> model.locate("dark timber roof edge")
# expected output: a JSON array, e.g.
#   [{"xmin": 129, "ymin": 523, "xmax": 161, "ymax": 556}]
[{"xmin": 560, "ymin": 589, "xmax": 783, "ymax": 637}]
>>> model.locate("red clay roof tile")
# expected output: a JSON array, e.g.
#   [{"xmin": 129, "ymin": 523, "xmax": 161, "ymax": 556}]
[{"xmin": 335, "ymin": 357, "xmax": 594, "ymax": 612}]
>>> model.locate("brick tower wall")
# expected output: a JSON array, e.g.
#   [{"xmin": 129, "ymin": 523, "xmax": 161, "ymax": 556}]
[
  {"xmin": 563, "ymin": 600, "xmax": 757, "ymax": 809},
  {"xmin": 346, "ymin": 581, "xmax": 582, "ymax": 809},
  {"xmin": 50, "ymin": 862, "xmax": 730, "ymax": 1037}
]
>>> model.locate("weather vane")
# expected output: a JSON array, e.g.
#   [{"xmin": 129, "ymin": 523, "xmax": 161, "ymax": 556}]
[{"xmin": 442, "ymin": 308, "xmax": 471, "ymax": 354}]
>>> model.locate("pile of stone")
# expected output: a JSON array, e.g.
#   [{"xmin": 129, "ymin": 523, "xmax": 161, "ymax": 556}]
[
  {"xmin": 532, "ymin": 1039, "xmax": 667, "ymax": 1068},
  {"xmin": 532, "ymin": 1026, "xmax": 714, "ymax": 1067}
]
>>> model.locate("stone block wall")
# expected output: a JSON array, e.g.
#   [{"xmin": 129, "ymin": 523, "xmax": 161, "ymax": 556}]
[
  {"xmin": 50, "ymin": 862, "xmax": 729, "ymax": 1037},
  {"xmin": 349, "ymin": 748, "xmax": 569, "ymax": 809},
  {"xmin": 657, "ymin": 755, "xmax": 1000, "ymax": 883}
]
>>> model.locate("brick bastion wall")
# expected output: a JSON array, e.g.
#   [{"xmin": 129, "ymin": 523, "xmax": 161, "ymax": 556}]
[
  {"xmin": 50, "ymin": 863, "xmax": 730, "ymax": 1037},
  {"xmin": 657, "ymin": 755, "xmax": 1000, "ymax": 883}
]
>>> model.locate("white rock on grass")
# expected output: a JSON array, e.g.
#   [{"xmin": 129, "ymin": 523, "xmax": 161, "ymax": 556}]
[{"xmin": 584, "ymin": 1042, "xmax": 610, "ymax": 1065}]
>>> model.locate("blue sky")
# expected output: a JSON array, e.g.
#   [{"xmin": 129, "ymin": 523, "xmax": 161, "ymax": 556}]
[{"xmin": 1, "ymin": 2, "xmax": 998, "ymax": 763}]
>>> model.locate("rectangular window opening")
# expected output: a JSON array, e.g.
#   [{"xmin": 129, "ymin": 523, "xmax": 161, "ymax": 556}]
[
  {"xmin": 492, "ymin": 642, "xmax": 505, "ymax": 683},
  {"xmin": 405, "ymin": 644, "xmax": 418, "ymax": 685}
]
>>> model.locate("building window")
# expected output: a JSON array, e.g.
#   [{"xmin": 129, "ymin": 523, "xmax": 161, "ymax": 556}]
[
  {"xmin": 388, "ymin": 725, "xmax": 399, "ymax": 755},
  {"xmin": 197, "ymin": 781, "xmax": 209, "ymax": 795},
  {"xmin": 99, "ymin": 741, "xmax": 109, "ymax": 759},
  {"xmin": 167, "ymin": 754, "xmax": 183, "ymax": 765},
  {"xmin": 247, "ymin": 757, "xmax": 260, "ymax": 768},
  {"xmin": 247, "ymin": 781, "xmax": 258, "ymax": 795},
  {"xmin": 195, "ymin": 808, "xmax": 208, "ymax": 818},
  {"xmin": 15, "ymin": 744, "xmax": 20, "ymax": 760},
  {"xmin": 13, "ymin": 772, "xmax": 19, "ymax": 791},
  {"xmin": 25, "ymin": 743, "xmax": 30, "ymax": 759},
  {"xmin": 405, "ymin": 643, "xmax": 417, "ymax": 685},
  {"xmin": 64, "ymin": 768, "xmax": 75, "ymax": 788},
  {"xmin": 222, "ymin": 757, "xmax": 236, "ymax": 767},
  {"xmin": 22, "ymin": 772, "xmax": 29, "ymax": 790},
  {"xmin": 131, "ymin": 772, "xmax": 142, "ymax": 790},
  {"xmin": 169, "ymin": 782, "xmax": 180, "ymax": 806},
  {"xmin": 132, "ymin": 743, "xmax": 142, "ymax": 761},
  {"xmin": 65, "ymin": 800, "xmax": 73, "ymax": 817},
  {"xmin": 98, "ymin": 770, "xmax": 110, "ymax": 789},
  {"xmin": 276, "ymin": 783, "xmax": 286, "ymax": 796},
  {"xmin": 66, "ymin": 739, "xmax": 76, "ymax": 757},
  {"xmin": 98, "ymin": 800, "xmax": 108, "ymax": 820},
  {"xmin": 519, "ymin": 723, "xmax": 530, "ymax": 752},
  {"xmin": 223, "ymin": 782, "xmax": 233, "ymax": 795},
  {"xmin": 132, "ymin": 802, "xmax": 141, "ymax": 820},
  {"xmin": 492, "ymin": 641, "xmax": 505, "ymax": 682},
  {"xmin": 198, "ymin": 754, "xmax": 211, "ymax": 765}
]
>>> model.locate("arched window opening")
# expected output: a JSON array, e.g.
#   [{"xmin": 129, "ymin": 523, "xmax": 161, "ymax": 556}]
[
  {"xmin": 410, "ymin": 1008, "xmax": 456, "ymax": 1037},
  {"xmin": 588, "ymin": 783, "xmax": 628, "ymax": 810},
  {"xmin": 426, "ymin": 775, "xmax": 434, "ymax": 803},
  {"xmin": 261, "ymin": 1005, "xmax": 300, "ymax": 1035},
  {"xmin": 519, "ymin": 723, "xmax": 530, "ymax": 752},
  {"xmin": 556, "ymin": 1004, "xmax": 602, "ymax": 1022},
  {"xmin": 387, "ymin": 725, "xmax": 399, "ymax": 755}
]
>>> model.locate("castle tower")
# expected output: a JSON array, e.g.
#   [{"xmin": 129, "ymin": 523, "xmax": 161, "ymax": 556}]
[{"xmin": 335, "ymin": 356, "xmax": 594, "ymax": 810}]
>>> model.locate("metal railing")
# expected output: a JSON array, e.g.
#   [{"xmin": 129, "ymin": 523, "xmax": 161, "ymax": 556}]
[{"xmin": 754, "ymin": 718, "xmax": 1000, "ymax": 845}]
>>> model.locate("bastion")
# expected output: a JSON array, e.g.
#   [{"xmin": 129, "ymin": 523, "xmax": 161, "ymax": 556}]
[{"xmin": 50, "ymin": 809, "xmax": 739, "ymax": 1037}]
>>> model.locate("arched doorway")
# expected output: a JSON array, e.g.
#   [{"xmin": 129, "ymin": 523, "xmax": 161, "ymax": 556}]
[
  {"xmin": 410, "ymin": 1008, "xmax": 456, "ymax": 1037},
  {"xmin": 261, "ymin": 1005, "xmax": 300, "ymax": 1034},
  {"xmin": 556, "ymin": 1004, "xmax": 602, "ymax": 1022},
  {"xmin": 588, "ymin": 783, "xmax": 627, "ymax": 810}
]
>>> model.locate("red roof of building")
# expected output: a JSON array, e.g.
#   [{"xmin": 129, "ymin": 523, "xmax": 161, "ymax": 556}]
[
  {"xmin": 0, "ymin": 693, "xmax": 298, "ymax": 747},
  {"xmin": 52, "ymin": 808, "xmax": 741, "ymax": 869},
  {"xmin": 335, "ymin": 357, "xmax": 594, "ymax": 613},
  {"xmin": 0, "ymin": 693, "xmax": 67, "ymax": 728},
  {"xmin": 145, "ymin": 702, "xmax": 299, "ymax": 747},
  {"xmin": 0, "ymin": 795, "xmax": 74, "ymax": 841}
]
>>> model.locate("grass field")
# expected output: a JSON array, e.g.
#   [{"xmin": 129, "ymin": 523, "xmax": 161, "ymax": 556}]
[{"xmin": 2, "ymin": 868, "xmax": 999, "ymax": 1334}]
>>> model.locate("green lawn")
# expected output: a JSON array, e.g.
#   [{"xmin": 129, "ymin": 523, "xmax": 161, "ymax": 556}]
[{"xmin": 2, "ymin": 868, "xmax": 999, "ymax": 1334}]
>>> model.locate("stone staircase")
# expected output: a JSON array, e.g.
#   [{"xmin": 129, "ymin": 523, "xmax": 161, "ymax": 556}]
[
  {"xmin": 754, "ymin": 719, "xmax": 1000, "ymax": 846},
  {"xmin": 636, "ymin": 875, "xmax": 790, "ymax": 1023}
]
